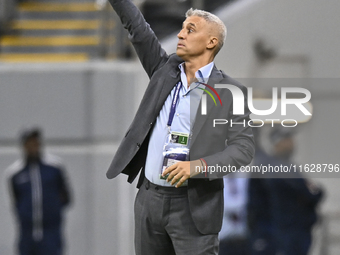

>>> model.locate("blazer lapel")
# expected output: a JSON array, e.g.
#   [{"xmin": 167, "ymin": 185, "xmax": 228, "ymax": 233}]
[
  {"xmin": 190, "ymin": 66, "xmax": 224, "ymax": 147},
  {"xmin": 154, "ymin": 65, "xmax": 181, "ymax": 116}
]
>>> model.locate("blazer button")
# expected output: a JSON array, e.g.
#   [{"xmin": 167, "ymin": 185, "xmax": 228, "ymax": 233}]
[{"xmin": 136, "ymin": 143, "xmax": 141, "ymax": 148}]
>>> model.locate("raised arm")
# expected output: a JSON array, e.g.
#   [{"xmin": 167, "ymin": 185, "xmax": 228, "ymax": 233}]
[{"xmin": 107, "ymin": 0, "xmax": 169, "ymax": 78}]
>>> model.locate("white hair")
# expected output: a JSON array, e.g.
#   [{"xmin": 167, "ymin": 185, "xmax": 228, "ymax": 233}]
[{"xmin": 185, "ymin": 8, "xmax": 227, "ymax": 55}]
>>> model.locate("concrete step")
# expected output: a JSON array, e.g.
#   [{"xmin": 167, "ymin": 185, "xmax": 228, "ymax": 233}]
[
  {"xmin": 17, "ymin": 2, "xmax": 100, "ymax": 19},
  {"xmin": 17, "ymin": 10, "xmax": 99, "ymax": 20},
  {"xmin": 0, "ymin": 1, "xmax": 105, "ymax": 62},
  {"xmin": 7, "ymin": 29, "xmax": 99, "ymax": 36},
  {"xmin": 0, "ymin": 35, "xmax": 99, "ymax": 46},
  {"xmin": 0, "ymin": 45, "xmax": 99, "ymax": 56},
  {"xmin": 0, "ymin": 53, "xmax": 89, "ymax": 63},
  {"xmin": 18, "ymin": 2, "xmax": 98, "ymax": 12},
  {"xmin": 23, "ymin": 0, "xmax": 94, "ymax": 2},
  {"xmin": 10, "ymin": 20, "xmax": 100, "ymax": 30}
]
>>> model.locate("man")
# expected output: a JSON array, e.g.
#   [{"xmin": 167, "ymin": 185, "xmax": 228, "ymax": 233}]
[
  {"xmin": 247, "ymin": 129, "xmax": 276, "ymax": 255},
  {"xmin": 248, "ymin": 127, "xmax": 323, "ymax": 255},
  {"xmin": 106, "ymin": 1, "xmax": 255, "ymax": 254},
  {"xmin": 219, "ymin": 174, "xmax": 249, "ymax": 255},
  {"xmin": 266, "ymin": 128, "xmax": 323, "ymax": 255},
  {"xmin": 5, "ymin": 129, "xmax": 71, "ymax": 255}
]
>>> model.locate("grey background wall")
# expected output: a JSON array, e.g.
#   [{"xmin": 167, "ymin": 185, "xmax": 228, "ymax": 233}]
[
  {"xmin": 0, "ymin": 61, "xmax": 148, "ymax": 255},
  {"xmin": 1, "ymin": 0, "xmax": 340, "ymax": 254}
]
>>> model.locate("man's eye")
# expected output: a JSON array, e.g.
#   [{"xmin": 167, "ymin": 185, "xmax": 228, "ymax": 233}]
[{"xmin": 188, "ymin": 29, "xmax": 194, "ymax": 33}]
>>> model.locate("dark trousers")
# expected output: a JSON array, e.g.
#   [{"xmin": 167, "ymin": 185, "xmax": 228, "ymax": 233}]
[
  {"xmin": 275, "ymin": 229, "xmax": 312, "ymax": 255},
  {"xmin": 134, "ymin": 179, "xmax": 219, "ymax": 255},
  {"xmin": 19, "ymin": 228, "xmax": 62, "ymax": 255},
  {"xmin": 219, "ymin": 238, "xmax": 247, "ymax": 255}
]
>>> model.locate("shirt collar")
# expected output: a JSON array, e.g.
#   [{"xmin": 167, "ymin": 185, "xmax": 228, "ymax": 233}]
[{"xmin": 178, "ymin": 61, "xmax": 214, "ymax": 85}]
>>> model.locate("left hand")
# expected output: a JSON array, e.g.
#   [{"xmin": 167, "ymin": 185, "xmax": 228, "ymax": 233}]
[{"xmin": 162, "ymin": 160, "xmax": 202, "ymax": 188}]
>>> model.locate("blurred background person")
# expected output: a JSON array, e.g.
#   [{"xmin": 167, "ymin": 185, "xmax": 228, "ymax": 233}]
[
  {"xmin": 219, "ymin": 173, "xmax": 249, "ymax": 255},
  {"xmin": 247, "ymin": 128, "xmax": 276, "ymax": 255},
  {"xmin": 248, "ymin": 127, "xmax": 324, "ymax": 255},
  {"xmin": 266, "ymin": 127, "xmax": 324, "ymax": 255},
  {"xmin": 5, "ymin": 128, "xmax": 71, "ymax": 255}
]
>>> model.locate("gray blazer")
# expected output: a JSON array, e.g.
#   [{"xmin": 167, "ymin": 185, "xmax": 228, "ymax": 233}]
[{"xmin": 106, "ymin": 0, "xmax": 255, "ymax": 235}]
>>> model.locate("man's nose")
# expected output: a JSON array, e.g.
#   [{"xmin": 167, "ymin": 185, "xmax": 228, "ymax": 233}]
[{"xmin": 177, "ymin": 29, "xmax": 185, "ymax": 39}]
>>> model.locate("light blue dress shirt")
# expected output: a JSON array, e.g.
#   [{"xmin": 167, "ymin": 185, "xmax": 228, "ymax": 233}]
[{"xmin": 145, "ymin": 62, "xmax": 214, "ymax": 186}]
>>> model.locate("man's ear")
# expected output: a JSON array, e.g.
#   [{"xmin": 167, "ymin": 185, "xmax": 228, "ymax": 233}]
[{"xmin": 207, "ymin": 37, "xmax": 218, "ymax": 50}]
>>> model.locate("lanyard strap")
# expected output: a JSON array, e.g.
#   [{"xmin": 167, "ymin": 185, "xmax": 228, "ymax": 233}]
[
  {"xmin": 167, "ymin": 71, "xmax": 205, "ymax": 128},
  {"xmin": 198, "ymin": 70, "xmax": 204, "ymax": 82},
  {"xmin": 167, "ymin": 81, "xmax": 183, "ymax": 127}
]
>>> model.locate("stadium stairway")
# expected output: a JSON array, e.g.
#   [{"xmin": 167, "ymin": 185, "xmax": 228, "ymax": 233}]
[{"xmin": 0, "ymin": 1, "xmax": 102, "ymax": 63}]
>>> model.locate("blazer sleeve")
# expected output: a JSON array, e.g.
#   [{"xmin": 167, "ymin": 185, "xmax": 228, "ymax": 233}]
[{"xmin": 108, "ymin": 0, "xmax": 169, "ymax": 78}]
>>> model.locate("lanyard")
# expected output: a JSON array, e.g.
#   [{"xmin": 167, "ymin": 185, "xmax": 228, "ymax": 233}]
[
  {"xmin": 167, "ymin": 72, "xmax": 205, "ymax": 128},
  {"xmin": 198, "ymin": 71, "xmax": 204, "ymax": 82},
  {"xmin": 167, "ymin": 81, "xmax": 183, "ymax": 127}
]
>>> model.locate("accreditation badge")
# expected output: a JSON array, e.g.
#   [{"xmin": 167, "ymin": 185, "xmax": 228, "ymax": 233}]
[
  {"xmin": 160, "ymin": 131, "xmax": 190, "ymax": 181},
  {"xmin": 169, "ymin": 131, "xmax": 189, "ymax": 146}
]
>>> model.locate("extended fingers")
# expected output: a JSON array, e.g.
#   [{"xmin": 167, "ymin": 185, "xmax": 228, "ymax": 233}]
[
  {"xmin": 166, "ymin": 167, "xmax": 180, "ymax": 183},
  {"xmin": 175, "ymin": 174, "xmax": 189, "ymax": 187},
  {"xmin": 171, "ymin": 169, "xmax": 190, "ymax": 187},
  {"xmin": 162, "ymin": 162, "xmax": 191, "ymax": 187},
  {"xmin": 162, "ymin": 163, "xmax": 177, "ymax": 177}
]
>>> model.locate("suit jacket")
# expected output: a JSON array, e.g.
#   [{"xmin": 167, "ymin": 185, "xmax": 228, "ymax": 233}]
[{"xmin": 106, "ymin": 0, "xmax": 255, "ymax": 234}]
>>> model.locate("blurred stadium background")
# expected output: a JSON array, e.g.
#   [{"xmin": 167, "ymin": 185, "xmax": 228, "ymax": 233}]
[{"xmin": 0, "ymin": 0, "xmax": 339, "ymax": 254}]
